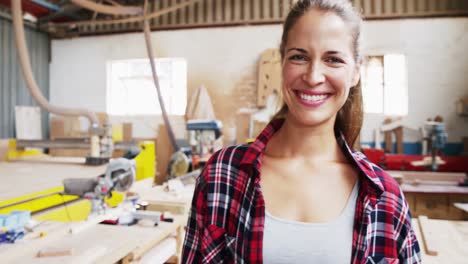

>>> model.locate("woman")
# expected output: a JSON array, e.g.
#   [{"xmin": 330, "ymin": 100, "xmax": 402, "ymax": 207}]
[{"xmin": 182, "ymin": 0, "xmax": 421, "ymax": 263}]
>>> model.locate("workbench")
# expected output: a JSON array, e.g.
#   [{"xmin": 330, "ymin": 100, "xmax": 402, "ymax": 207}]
[
  {"xmin": 1, "ymin": 177, "xmax": 195, "ymax": 264},
  {"xmin": 388, "ymin": 171, "xmax": 468, "ymax": 220},
  {"xmin": 0, "ymin": 211, "xmax": 186, "ymax": 263},
  {"xmin": 412, "ymin": 218, "xmax": 468, "ymax": 263},
  {"xmin": 0, "ymin": 157, "xmax": 106, "ymax": 202}
]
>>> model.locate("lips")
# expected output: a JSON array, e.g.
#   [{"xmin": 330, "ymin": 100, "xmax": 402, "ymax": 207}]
[{"xmin": 294, "ymin": 90, "xmax": 331, "ymax": 107}]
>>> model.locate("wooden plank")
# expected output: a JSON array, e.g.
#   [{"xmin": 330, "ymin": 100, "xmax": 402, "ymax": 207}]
[
  {"xmin": 161, "ymin": 0, "xmax": 169, "ymax": 26},
  {"xmin": 257, "ymin": 48, "xmax": 282, "ymax": 107},
  {"xmin": 215, "ymin": 0, "xmax": 223, "ymax": 22},
  {"xmin": 395, "ymin": 0, "xmax": 405, "ymax": 14},
  {"xmin": 197, "ymin": 0, "xmax": 204, "ymax": 23},
  {"xmin": 205, "ymin": 0, "xmax": 213, "ymax": 23},
  {"xmin": 243, "ymin": 0, "xmax": 250, "ymax": 20},
  {"xmin": 233, "ymin": 0, "xmax": 241, "ymax": 21},
  {"xmin": 187, "ymin": 0, "xmax": 195, "ymax": 24},
  {"xmin": 418, "ymin": 216, "xmax": 438, "ymax": 256},
  {"xmin": 363, "ymin": 0, "xmax": 373, "ymax": 16},
  {"xmin": 253, "ymin": 0, "xmax": 261, "ymax": 20},
  {"xmin": 383, "ymin": 0, "xmax": 394, "ymax": 14},
  {"xmin": 281, "ymin": 0, "xmax": 290, "ymax": 18},
  {"xmin": 263, "ymin": 0, "xmax": 271, "ymax": 20},
  {"xmin": 374, "ymin": 0, "xmax": 382, "ymax": 15},
  {"xmin": 272, "ymin": 0, "xmax": 280, "ymax": 20}
]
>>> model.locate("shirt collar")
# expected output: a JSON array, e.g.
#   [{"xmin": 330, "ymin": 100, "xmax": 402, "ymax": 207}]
[{"xmin": 240, "ymin": 118, "xmax": 385, "ymax": 195}]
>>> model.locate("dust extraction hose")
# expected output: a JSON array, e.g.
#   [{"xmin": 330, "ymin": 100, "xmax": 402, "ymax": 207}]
[{"xmin": 11, "ymin": 0, "xmax": 99, "ymax": 129}]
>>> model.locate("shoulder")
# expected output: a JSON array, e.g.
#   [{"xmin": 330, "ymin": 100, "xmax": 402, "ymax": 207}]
[
  {"xmin": 198, "ymin": 144, "xmax": 252, "ymax": 187},
  {"xmin": 353, "ymin": 151, "xmax": 407, "ymax": 209}
]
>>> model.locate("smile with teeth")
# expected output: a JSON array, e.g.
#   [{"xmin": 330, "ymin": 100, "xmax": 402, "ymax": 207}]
[{"xmin": 298, "ymin": 92, "xmax": 328, "ymax": 102}]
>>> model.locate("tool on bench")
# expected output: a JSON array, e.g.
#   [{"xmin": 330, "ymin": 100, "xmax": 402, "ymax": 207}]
[
  {"xmin": 186, "ymin": 120, "xmax": 222, "ymax": 165},
  {"xmin": 63, "ymin": 155, "xmax": 138, "ymax": 214}
]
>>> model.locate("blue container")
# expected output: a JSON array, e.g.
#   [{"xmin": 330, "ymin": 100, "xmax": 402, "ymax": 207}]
[
  {"xmin": 10, "ymin": 211, "xmax": 31, "ymax": 227},
  {"xmin": 0, "ymin": 215, "xmax": 6, "ymax": 228}
]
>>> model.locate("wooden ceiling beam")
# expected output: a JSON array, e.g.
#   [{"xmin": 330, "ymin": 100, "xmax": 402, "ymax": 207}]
[
  {"xmin": 50, "ymin": 0, "xmax": 200, "ymax": 28},
  {"xmin": 70, "ymin": 0, "xmax": 143, "ymax": 16}
]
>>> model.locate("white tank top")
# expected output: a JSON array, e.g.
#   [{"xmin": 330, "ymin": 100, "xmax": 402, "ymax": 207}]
[{"xmin": 263, "ymin": 181, "xmax": 359, "ymax": 264}]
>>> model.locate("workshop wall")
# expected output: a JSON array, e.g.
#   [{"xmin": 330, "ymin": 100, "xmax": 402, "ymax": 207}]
[
  {"xmin": 50, "ymin": 18, "xmax": 468, "ymax": 148},
  {"xmin": 0, "ymin": 18, "xmax": 50, "ymax": 138}
]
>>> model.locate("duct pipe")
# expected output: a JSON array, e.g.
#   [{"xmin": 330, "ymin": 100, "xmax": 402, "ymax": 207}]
[
  {"xmin": 142, "ymin": 0, "xmax": 178, "ymax": 151},
  {"xmin": 12, "ymin": 0, "xmax": 101, "ymax": 157}
]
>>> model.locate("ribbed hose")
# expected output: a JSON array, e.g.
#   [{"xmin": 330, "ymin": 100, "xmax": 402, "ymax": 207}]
[{"xmin": 11, "ymin": 0, "xmax": 100, "ymax": 129}]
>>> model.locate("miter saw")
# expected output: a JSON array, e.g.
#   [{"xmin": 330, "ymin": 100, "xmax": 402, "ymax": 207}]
[{"xmin": 63, "ymin": 157, "xmax": 137, "ymax": 214}]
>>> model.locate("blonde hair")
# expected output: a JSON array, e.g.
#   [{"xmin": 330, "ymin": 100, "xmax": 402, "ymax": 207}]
[{"xmin": 274, "ymin": 0, "xmax": 364, "ymax": 148}]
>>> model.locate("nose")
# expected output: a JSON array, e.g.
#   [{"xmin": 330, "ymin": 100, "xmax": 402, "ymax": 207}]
[{"xmin": 301, "ymin": 62, "xmax": 325, "ymax": 86}]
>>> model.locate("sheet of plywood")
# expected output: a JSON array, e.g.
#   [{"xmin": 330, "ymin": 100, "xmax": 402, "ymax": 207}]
[
  {"xmin": 15, "ymin": 106, "xmax": 42, "ymax": 140},
  {"xmin": 0, "ymin": 157, "xmax": 107, "ymax": 201},
  {"xmin": 257, "ymin": 48, "xmax": 282, "ymax": 107}
]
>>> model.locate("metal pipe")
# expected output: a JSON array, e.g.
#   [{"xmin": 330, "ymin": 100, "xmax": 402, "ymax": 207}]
[{"xmin": 70, "ymin": 0, "xmax": 143, "ymax": 16}]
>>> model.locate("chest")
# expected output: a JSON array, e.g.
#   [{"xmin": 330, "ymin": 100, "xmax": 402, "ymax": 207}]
[{"xmin": 259, "ymin": 160, "xmax": 358, "ymax": 222}]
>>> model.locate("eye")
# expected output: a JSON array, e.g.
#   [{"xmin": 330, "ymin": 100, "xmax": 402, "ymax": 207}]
[
  {"xmin": 324, "ymin": 57, "xmax": 344, "ymax": 64},
  {"xmin": 288, "ymin": 54, "xmax": 308, "ymax": 63}
]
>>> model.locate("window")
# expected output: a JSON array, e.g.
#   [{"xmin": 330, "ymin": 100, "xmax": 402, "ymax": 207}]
[
  {"xmin": 107, "ymin": 58, "xmax": 187, "ymax": 116},
  {"xmin": 361, "ymin": 54, "xmax": 408, "ymax": 116}
]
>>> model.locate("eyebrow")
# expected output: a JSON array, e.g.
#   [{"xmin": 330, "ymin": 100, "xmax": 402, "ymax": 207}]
[
  {"xmin": 286, "ymin": 48, "xmax": 307, "ymax": 54},
  {"xmin": 286, "ymin": 48, "xmax": 345, "ymax": 56}
]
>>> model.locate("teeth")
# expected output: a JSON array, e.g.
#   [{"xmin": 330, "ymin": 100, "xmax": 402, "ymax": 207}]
[{"xmin": 299, "ymin": 93, "xmax": 327, "ymax": 102}]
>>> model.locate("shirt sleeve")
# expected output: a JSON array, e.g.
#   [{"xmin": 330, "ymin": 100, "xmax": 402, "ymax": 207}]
[
  {"xmin": 395, "ymin": 192, "xmax": 422, "ymax": 263},
  {"xmin": 181, "ymin": 170, "xmax": 207, "ymax": 263}
]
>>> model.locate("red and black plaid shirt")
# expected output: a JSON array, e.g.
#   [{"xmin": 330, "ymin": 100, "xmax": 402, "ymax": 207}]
[{"xmin": 182, "ymin": 118, "xmax": 421, "ymax": 263}]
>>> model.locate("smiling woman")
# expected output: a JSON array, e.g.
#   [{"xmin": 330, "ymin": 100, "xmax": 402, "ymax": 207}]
[{"xmin": 182, "ymin": 1, "xmax": 421, "ymax": 263}]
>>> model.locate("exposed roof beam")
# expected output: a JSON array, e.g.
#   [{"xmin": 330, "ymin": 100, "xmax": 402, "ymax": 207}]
[
  {"xmin": 38, "ymin": 4, "xmax": 84, "ymax": 23},
  {"xmin": 50, "ymin": 0, "xmax": 200, "ymax": 28},
  {"xmin": 70, "ymin": 0, "xmax": 143, "ymax": 16}
]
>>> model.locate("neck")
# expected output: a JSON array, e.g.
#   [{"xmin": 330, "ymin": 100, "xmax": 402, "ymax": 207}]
[{"xmin": 267, "ymin": 116, "xmax": 344, "ymax": 163}]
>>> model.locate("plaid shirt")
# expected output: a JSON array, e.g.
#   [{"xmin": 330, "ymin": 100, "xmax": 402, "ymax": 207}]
[{"xmin": 182, "ymin": 118, "xmax": 421, "ymax": 264}]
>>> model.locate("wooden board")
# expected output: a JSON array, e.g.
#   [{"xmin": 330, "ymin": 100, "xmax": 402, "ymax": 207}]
[
  {"xmin": 0, "ymin": 157, "xmax": 107, "ymax": 201},
  {"xmin": 412, "ymin": 219, "xmax": 468, "ymax": 263},
  {"xmin": 257, "ymin": 48, "xmax": 282, "ymax": 107},
  {"xmin": 15, "ymin": 106, "xmax": 42, "ymax": 140}
]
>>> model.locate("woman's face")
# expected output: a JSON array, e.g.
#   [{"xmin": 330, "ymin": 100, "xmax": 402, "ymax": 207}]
[{"xmin": 282, "ymin": 8, "xmax": 360, "ymax": 128}]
